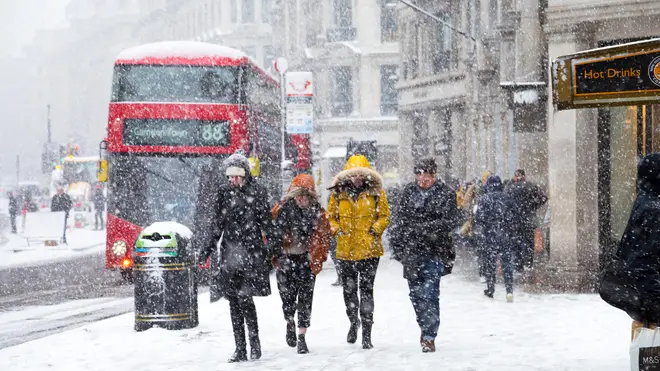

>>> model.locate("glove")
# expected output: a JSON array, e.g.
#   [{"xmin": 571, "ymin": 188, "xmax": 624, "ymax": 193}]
[{"xmin": 369, "ymin": 228, "xmax": 378, "ymax": 237}]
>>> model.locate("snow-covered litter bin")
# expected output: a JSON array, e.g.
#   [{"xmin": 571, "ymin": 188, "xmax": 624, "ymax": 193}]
[{"xmin": 133, "ymin": 222, "xmax": 198, "ymax": 332}]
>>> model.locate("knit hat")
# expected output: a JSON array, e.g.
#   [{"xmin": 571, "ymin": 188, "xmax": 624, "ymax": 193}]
[
  {"xmin": 414, "ymin": 158, "xmax": 437, "ymax": 174},
  {"xmin": 223, "ymin": 152, "xmax": 250, "ymax": 178}
]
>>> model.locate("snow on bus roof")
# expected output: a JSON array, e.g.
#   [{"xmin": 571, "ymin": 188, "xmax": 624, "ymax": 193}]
[{"xmin": 117, "ymin": 41, "xmax": 247, "ymax": 61}]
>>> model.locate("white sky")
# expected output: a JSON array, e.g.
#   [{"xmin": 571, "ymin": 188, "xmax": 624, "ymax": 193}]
[{"xmin": 0, "ymin": 0, "xmax": 71, "ymax": 58}]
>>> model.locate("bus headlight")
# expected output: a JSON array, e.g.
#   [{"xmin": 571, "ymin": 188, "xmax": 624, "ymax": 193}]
[{"xmin": 112, "ymin": 240, "xmax": 128, "ymax": 256}]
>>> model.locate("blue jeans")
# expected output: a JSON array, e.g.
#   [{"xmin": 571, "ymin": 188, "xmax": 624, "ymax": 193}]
[{"xmin": 407, "ymin": 259, "xmax": 443, "ymax": 340}]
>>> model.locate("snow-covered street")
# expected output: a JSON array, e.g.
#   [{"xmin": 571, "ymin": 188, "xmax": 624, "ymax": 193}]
[{"xmin": 0, "ymin": 257, "xmax": 631, "ymax": 370}]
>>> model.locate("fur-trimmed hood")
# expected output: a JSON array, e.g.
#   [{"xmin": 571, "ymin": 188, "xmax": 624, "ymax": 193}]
[
  {"xmin": 331, "ymin": 166, "xmax": 383, "ymax": 195},
  {"xmin": 283, "ymin": 185, "xmax": 319, "ymax": 201}
]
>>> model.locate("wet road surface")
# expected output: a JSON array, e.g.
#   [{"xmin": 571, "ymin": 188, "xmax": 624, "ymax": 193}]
[{"xmin": 0, "ymin": 249, "xmax": 134, "ymax": 349}]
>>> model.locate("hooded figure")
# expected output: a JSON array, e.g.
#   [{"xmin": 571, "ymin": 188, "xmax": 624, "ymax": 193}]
[
  {"xmin": 474, "ymin": 175, "xmax": 515, "ymax": 301},
  {"xmin": 194, "ymin": 152, "xmax": 273, "ymax": 363},
  {"xmin": 271, "ymin": 174, "xmax": 331, "ymax": 354},
  {"xmin": 600, "ymin": 153, "xmax": 660, "ymax": 334},
  {"xmin": 327, "ymin": 154, "xmax": 390, "ymax": 350}
]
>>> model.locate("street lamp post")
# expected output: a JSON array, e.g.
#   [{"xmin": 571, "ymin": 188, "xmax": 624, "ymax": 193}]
[{"xmin": 274, "ymin": 57, "xmax": 289, "ymax": 186}]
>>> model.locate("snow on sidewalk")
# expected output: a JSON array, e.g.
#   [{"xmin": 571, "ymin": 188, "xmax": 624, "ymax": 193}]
[
  {"xmin": 0, "ymin": 259, "xmax": 632, "ymax": 370},
  {"xmin": 0, "ymin": 229, "xmax": 105, "ymax": 269}
]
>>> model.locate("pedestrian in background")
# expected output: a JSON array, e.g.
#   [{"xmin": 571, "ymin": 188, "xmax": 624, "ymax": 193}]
[
  {"xmin": 7, "ymin": 191, "xmax": 18, "ymax": 234},
  {"xmin": 474, "ymin": 175, "xmax": 515, "ymax": 302}
]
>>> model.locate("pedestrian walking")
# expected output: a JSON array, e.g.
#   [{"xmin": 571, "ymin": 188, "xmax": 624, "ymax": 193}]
[
  {"xmin": 474, "ymin": 175, "xmax": 515, "ymax": 302},
  {"xmin": 327, "ymin": 154, "xmax": 390, "ymax": 349},
  {"xmin": 51, "ymin": 187, "xmax": 73, "ymax": 244},
  {"xmin": 7, "ymin": 191, "xmax": 18, "ymax": 234},
  {"xmin": 271, "ymin": 174, "xmax": 331, "ymax": 354},
  {"xmin": 93, "ymin": 183, "xmax": 105, "ymax": 230},
  {"xmin": 194, "ymin": 152, "xmax": 274, "ymax": 363},
  {"xmin": 505, "ymin": 169, "xmax": 548, "ymax": 271},
  {"xmin": 390, "ymin": 158, "xmax": 458, "ymax": 353}
]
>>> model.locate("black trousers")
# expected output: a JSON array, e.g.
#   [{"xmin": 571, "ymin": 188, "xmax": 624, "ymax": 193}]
[
  {"xmin": 227, "ymin": 273, "xmax": 259, "ymax": 350},
  {"xmin": 9, "ymin": 213, "xmax": 16, "ymax": 233},
  {"xmin": 338, "ymin": 257, "xmax": 380, "ymax": 325},
  {"xmin": 94, "ymin": 209, "xmax": 104, "ymax": 229},
  {"xmin": 276, "ymin": 254, "xmax": 316, "ymax": 328},
  {"xmin": 513, "ymin": 224, "xmax": 535, "ymax": 270}
]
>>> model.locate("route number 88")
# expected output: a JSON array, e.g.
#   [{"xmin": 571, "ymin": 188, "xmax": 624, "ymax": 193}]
[{"xmin": 201, "ymin": 125, "xmax": 224, "ymax": 142}]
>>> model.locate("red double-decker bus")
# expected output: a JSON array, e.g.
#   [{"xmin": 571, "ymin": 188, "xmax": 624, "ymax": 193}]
[{"xmin": 103, "ymin": 41, "xmax": 310, "ymax": 280}]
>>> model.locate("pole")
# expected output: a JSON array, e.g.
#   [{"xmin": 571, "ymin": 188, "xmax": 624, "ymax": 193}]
[
  {"xmin": 280, "ymin": 72, "xmax": 287, "ymax": 184},
  {"xmin": 47, "ymin": 104, "xmax": 52, "ymax": 143},
  {"xmin": 16, "ymin": 155, "xmax": 19, "ymax": 185},
  {"xmin": 398, "ymin": 0, "xmax": 477, "ymax": 43}
]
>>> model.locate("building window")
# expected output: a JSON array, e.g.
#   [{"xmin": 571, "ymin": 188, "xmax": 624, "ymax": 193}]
[
  {"xmin": 432, "ymin": 12, "xmax": 453, "ymax": 73},
  {"xmin": 230, "ymin": 0, "xmax": 237, "ymax": 23},
  {"xmin": 242, "ymin": 0, "xmax": 256, "ymax": 23},
  {"xmin": 261, "ymin": 0, "xmax": 272, "ymax": 23},
  {"xmin": 380, "ymin": 1, "xmax": 397, "ymax": 43},
  {"xmin": 380, "ymin": 65, "xmax": 398, "ymax": 116},
  {"xmin": 411, "ymin": 24, "xmax": 420, "ymax": 78},
  {"xmin": 331, "ymin": 66, "xmax": 353, "ymax": 117},
  {"xmin": 333, "ymin": 0, "xmax": 352, "ymax": 27}
]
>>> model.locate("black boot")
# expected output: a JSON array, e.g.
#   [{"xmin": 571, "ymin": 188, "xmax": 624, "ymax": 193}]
[
  {"xmin": 286, "ymin": 320, "xmax": 297, "ymax": 347},
  {"xmin": 347, "ymin": 320, "xmax": 359, "ymax": 344},
  {"xmin": 484, "ymin": 288, "xmax": 494, "ymax": 298},
  {"xmin": 297, "ymin": 334, "xmax": 309, "ymax": 354},
  {"xmin": 250, "ymin": 334, "xmax": 262, "ymax": 360},
  {"xmin": 362, "ymin": 323, "xmax": 373, "ymax": 349},
  {"xmin": 228, "ymin": 348, "xmax": 248, "ymax": 363}
]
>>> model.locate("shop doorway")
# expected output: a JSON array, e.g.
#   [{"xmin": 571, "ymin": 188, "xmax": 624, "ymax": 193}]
[{"xmin": 597, "ymin": 104, "xmax": 660, "ymax": 269}]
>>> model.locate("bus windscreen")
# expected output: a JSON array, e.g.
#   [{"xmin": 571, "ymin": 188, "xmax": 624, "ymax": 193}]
[{"xmin": 111, "ymin": 65, "xmax": 239, "ymax": 103}]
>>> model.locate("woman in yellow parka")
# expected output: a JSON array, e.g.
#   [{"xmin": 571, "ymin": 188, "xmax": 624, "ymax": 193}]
[{"xmin": 327, "ymin": 154, "xmax": 390, "ymax": 350}]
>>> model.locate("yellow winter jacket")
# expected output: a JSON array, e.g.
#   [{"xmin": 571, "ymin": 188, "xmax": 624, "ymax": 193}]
[{"xmin": 327, "ymin": 155, "xmax": 390, "ymax": 261}]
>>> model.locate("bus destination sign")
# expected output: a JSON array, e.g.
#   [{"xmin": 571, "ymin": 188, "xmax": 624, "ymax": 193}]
[
  {"xmin": 574, "ymin": 49, "xmax": 660, "ymax": 96},
  {"xmin": 123, "ymin": 118, "xmax": 230, "ymax": 147}
]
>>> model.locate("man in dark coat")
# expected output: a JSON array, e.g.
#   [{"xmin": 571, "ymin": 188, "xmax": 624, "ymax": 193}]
[
  {"xmin": 194, "ymin": 152, "xmax": 274, "ymax": 363},
  {"xmin": 602, "ymin": 153, "xmax": 660, "ymax": 326},
  {"xmin": 51, "ymin": 187, "xmax": 73, "ymax": 244},
  {"xmin": 92, "ymin": 183, "xmax": 106, "ymax": 230},
  {"xmin": 7, "ymin": 191, "xmax": 18, "ymax": 233},
  {"xmin": 505, "ymin": 169, "xmax": 547, "ymax": 271},
  {"xmin": 390, "ymin": 158, "xmax": 458, "ymax": 353},
  {"xmin": 474, "ymin": 175, "xmax": 515, "ymax": 301}
]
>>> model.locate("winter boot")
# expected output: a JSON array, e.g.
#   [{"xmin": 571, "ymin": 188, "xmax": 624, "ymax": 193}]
[
  {"xmin": 297, "ymin": 334, "xmax": 309, "ymax": 354},
  {"xmin": 286, "ymin": 320, "xmax": 297, "ymax": 347},
  {"xmin": 484, "ymin": 289, "xmax": 494, "ymax": 298},
  {"xmin": 228, "ymin": 348, "xmax": 248, "ymax": 363},
  {"xmin": 421, "ymin": 339, "xmax": 436, "ymax": 353},
  {"xmin": 249, "ymin": 334, "xmax": 262, "ymax": 360},
  {"xmin": 506, "ymin": 293, "xmax": 514, "ymax": 303},
  {"xmin": 362, "ymin": 323, "xmax": 373, "ymax": 349},
  {"xmin": 331, "ymin": 279, "xmax": 342, "ymax": 287},
  {"xmin": 347, "ymin": 320, "xmax": 360, "ymax": 344}
]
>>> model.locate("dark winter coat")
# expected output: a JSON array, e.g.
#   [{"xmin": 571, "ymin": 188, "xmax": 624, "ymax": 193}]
[
  {"xmin": 194, "ymin": 154, "xmax": 273, "ymax": 302},
  {"xmin": 506, "ymin": 179, "xmax": 547, "ymax": 229},
  {"xmin": 8, "ymin": 195, "xmax": 18, "ymax": 215},
  {"xmin": 390, "ymin": 180, "xmax": 459, "ymax": 279},
  {"xmin": 93, "ymin": 188, "xmax": 105, "ymax": 210},
  {"xmin": 474, "ymin": 176, "xmax": 513, "ymax": 251},
  {"xmin": 601, "ymin": 153, "xmax": 660, "ymax": 323},
  {"xmin": 51, "ymin": 193, "xmax": 73, "ymax": 215}
]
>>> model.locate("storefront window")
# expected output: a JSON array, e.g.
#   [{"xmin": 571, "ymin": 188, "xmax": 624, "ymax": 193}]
[{"xmin": 608, "ymin": 106, "xmax": 638, "ymax": 241}]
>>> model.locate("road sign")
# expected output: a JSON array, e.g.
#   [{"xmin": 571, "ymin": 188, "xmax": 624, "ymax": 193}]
[
  {"xmin": 274, "ymin": 57, "xmax": 288, "ymax": 75},
  {"xmin": 285, "ymin": 72, "xmax": 314, "ymax": 134}
]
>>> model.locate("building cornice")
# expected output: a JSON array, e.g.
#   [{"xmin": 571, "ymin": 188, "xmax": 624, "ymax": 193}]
[
  {"xmin": 398, "ymin": 71, "xmax": 466, "ymax": 91},
  {"xmin": 545, "ymin": 0, "xmax": 660, "ymax": 34}
]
